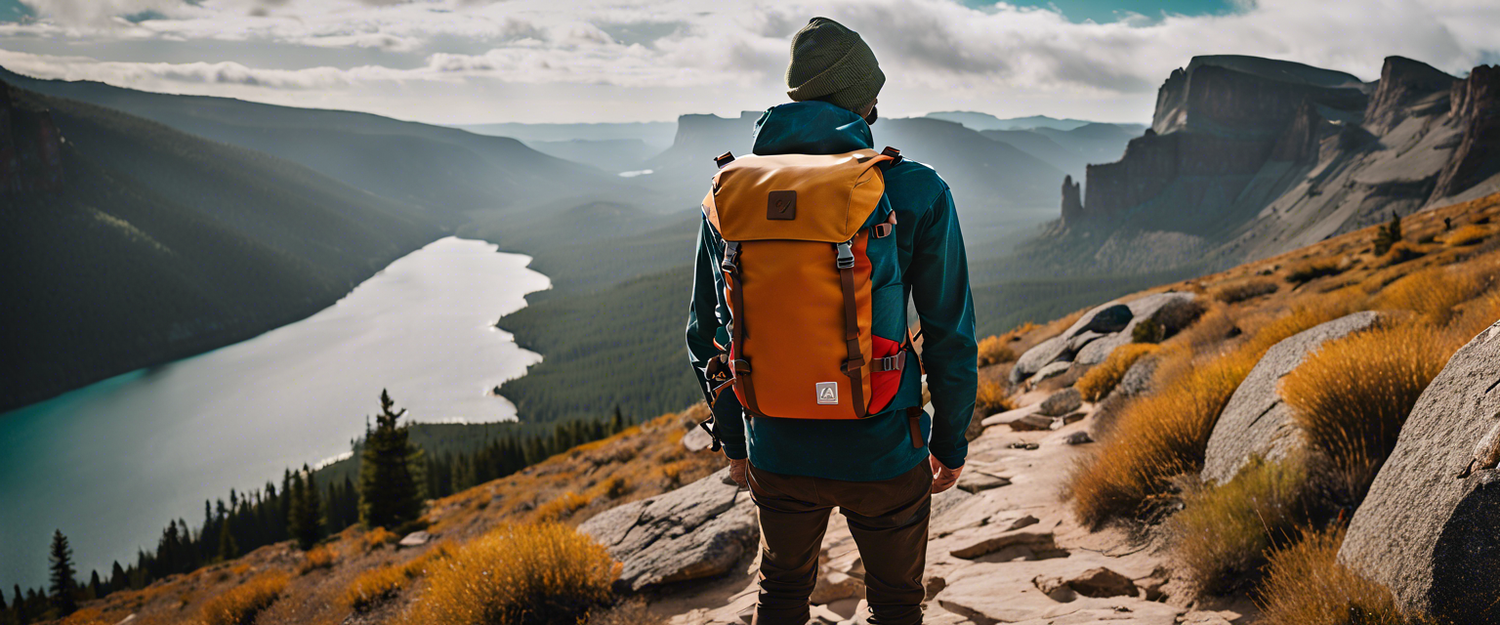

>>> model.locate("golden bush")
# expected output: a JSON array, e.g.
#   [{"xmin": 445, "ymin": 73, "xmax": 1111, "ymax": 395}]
[
  {"xmin": 297, "ymin": 544, "xmax": 336, "ymax": 575},
  {"xmin": 1282, "ymin": 324, "xmax": 1450, "ymax": 507},
  {"xmin": 342, "ymin": 544, "xmax": 454, "ymax": 612},
  {"xmin": 1446, "ymin": 224, "xmax": 1489, "ymax": 246},
  {"xmin": 1070, "ymin": 302, "xmax": 1350, "ymax": 525},
  {"xmin": 361, "ymin": 526, "xmax": 399, "ymax": 552},
  {"xmin": 1256, "ymin": 527, "xmax": 1421, "ymax": 625},
  {"xmin": 1171, "ymin": 458, "xmax": 1307, "ymax": 595},
  {"xmin": 1374, "ymin": 265, "xmax": 1486, "ymax": 325},
  {"xmin": 976, "ymin": 335, "xmax": 1016, "ymax": 367},
  {"xmin": 402, "ymin": 523, "xmax": 617, "ymax": 625},
  {"xmin": 1076, "ymin": 344, "xmax": 1160, "ymax": 402},
  {"xmin": 974, "ymin": 379, "xmax": 1016, "ymax": 417},
  {"xmin": 1284, "ymin": 258, "xmax": 1342, "ymax": 285},
  {"xmin": 1211, "ymin": 278, "xmax": 1279, "ymax": 304},
  {"xmin": 199, "ymin": 572, "xmax": 288, "ymax": 625},
  {"xmin": 530, "ymin": 491, "xmax": 589, "ymax": 522}
]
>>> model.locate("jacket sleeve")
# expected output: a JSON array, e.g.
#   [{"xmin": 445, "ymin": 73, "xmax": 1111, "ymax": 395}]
[
  {"xmin": 908, "ymin": 188, "xmax": 978, "ymax": 469},
  {"xmin": 686, "ymin": 215, "xmax": 748, "ymax": 459}
]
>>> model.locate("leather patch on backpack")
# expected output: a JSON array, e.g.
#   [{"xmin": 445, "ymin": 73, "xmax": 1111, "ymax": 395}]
[{"xmin": 767, "ymin": 190, "xmax": 797, "ymax": 220}]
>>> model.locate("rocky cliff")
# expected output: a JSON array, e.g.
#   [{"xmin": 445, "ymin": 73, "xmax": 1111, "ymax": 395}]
[
  {"xmin": 0, "ymin": 80, "xmax": 63, "ymax": 194},
  {"xmin": 1054, "ymin": 55, "xmax": 1500, "ymax": 276}
]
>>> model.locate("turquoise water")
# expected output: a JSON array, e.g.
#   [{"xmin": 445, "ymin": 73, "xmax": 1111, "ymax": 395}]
[{"xmin": 0, "ymin": 237, "xmax": 550, "ymax": 589}]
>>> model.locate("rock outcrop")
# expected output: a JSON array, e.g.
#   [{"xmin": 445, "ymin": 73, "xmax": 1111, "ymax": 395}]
[
  {"xmin": 1201, "ymin": 311, "xmax": 1381, "ymax": 485},
  {"xmin": 1060, "ymin": 174, "xmax": 1083, "ymax": 223},
  {"xmin": 0, "ymin": 80, "xmax": 64, "ymax": 195},
  {"xmin": 1339, "ymin": 321, "xmax": 1500, "ymax": 623},
  {"xmin": 579, "ymin": 468, "xmax": 758, "ymax": 591},
  {"xmin": 1364, "ymin": 56, "xmax": 1458, "ymax": 134},
  {"xmin": 1010, "ymin": 292, "xmax": 1198, "ymax": 384},
  {"xmin": 1433, "ymin": 65, "xmax": 1500, "ymax": 200}
]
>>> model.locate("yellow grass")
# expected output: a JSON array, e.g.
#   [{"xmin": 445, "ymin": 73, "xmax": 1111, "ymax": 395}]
[
  {"xmin": 976, "ymin": 335, "xmax": 1016, "ymax": 367},
  {"xmin": 530, "ymin": 491, "xmax": 589, "ymax": 522},
  {"xmin": 1282, "ymin": 324, "xmax": 1452, "ymax": 507},
  {"xmin": 974, "ymin": 379, "xmax": 1016, "ymax": 417},
  {"xmin": 1071, "ymin": 301, "xmax": 1352, "ymax": 526},
  {"xmin": 1374, "ymin": 264, "xmax": 1488, "ymax": 325},
  {"xmin": 1077, "ymin": 344, "xmax": 1160, "ymax": 402},
  {"xmin": 59, "ymin": 608, "xmax": 111, "ymax": 625},
  {"xmin": 401, "ymin": 523, "xmax": 617, "ymax": 625},
  {"xmin": 342, "ymin": 543, "xmax": 454, "ymax": 612},
  {"xmin": 1171, "ymin": 458, "xmax": 1308, "ymax": 595},
  {"xmin": 1211, "ymin": 278, "xmax": 1279, "ymax": 304},
  {"xmin": 1256, "ymin": 527, "xmax": 1422, "ymax": 625},
  {"xmin": 1446, "ymin": 224, "xmax": 1489, "ymax": 246},
  {"xmin": 199, "ymin": 571, "xmax": 288, "ymax": 625},
  {"xmin": 1379, "ymin": 241, "xmax": 1425, "ymax": 266},
  {"xmin": 297, "ymin": 544, "xmax": 336, "ymax": 575},
  {"xmin": 1284, "ymin": 258, "xmax": 1342, "ymax": 285}
]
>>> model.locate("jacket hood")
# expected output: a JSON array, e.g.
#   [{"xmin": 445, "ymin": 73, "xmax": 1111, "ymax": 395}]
[{"xmin": 752, "ymin": 101, "xmax": 873, "ymax": 156}]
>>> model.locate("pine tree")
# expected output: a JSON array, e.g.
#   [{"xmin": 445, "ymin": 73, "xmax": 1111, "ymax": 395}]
[
  {"xmin": 290, "ymin": 469, "xmax": 324, "ymax": 550},
  {"xmin": 109, "ymin": 562, "xmax": 127, "ymax": 594},
  {"xmin": 47, "ymin": 530, "xmax": 77, "ymax": 616},
  {"xmin": 358, "ymin": 390, "xmax": 424, "ymax": 529},
  {"xmin": 86, "ymin": 571, "xmax": 100, "ymax": 601},
  {"xmin": 217, "ymin": 514, "xmax": 238, "ymax": 561}
]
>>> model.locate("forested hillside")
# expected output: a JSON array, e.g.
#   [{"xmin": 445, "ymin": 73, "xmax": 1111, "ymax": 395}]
[{"xmin": 0, "ymin": 81, "xmax": 441, "ymax": 410}]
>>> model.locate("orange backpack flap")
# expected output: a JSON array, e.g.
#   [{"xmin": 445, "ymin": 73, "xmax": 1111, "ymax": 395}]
[{"xmin": 705, "ymin": 149, "xmax": 899, "ymax": 420}]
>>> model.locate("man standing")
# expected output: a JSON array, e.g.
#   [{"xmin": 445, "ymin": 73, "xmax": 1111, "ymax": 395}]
[{"xmin": 687, "ymin": 17, "xmax": 978, "ymax": 625}]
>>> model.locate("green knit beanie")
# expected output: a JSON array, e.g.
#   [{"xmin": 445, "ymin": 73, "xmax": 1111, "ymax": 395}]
[{"xmin": 785, "ymin": 17, "xmax": 884, "ymax": 113}]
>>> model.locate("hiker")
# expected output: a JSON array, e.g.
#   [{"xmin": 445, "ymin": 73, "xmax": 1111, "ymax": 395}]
[{"xmin": 686, "ymin": 16, "xmax": 978, "ymax": 625}]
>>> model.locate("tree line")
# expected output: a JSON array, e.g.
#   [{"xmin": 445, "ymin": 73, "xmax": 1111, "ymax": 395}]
[{"xmin": 1, "ymin": 390, "xmax": 637, "ymax": 624}]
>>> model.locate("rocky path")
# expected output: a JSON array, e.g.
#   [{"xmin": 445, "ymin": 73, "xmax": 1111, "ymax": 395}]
[{"xmin": 656, "ymin": 389, "xmax": 1252, "ymax": 625}]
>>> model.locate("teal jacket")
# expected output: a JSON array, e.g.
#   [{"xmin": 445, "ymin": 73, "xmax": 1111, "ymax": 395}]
[{"xmin": 686, "ymin": 101, "xmax": 978, "ymax": 481}]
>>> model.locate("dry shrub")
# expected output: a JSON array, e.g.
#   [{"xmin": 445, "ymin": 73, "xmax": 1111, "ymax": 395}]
[
  {"xmin": 1174, "ymin": 302, "xmax": 1239, "ymax": 354},
  {"xmin": 297, "ymin": 544, "xmax": 336, "ymax": 575},
  {"xmin": 200, "ymin": 572, "xmax": 288, "ymax": 625},
  {"xmin": 976, "ymin": 335, "xmax": 1016, "ymax": 366},
  {"xmin": 1452, "ymin": 288, "xmax": 1500, "ymax": 342},
  {"xmin": 1446, "ymin": 224, "xmax": 1489, "ymax": 247},
  {"xmin": 1070, "ymin": 302, "xmax": 1352, "ymax": 526},
  {"xmin": 1212, "ymin": 278, "xmax": 1279, "ymax": 304},
  {"xmin": 1282, "ymin": 324, "xmax": 1451, "ymax": 508},
  {"xmin": 1172, "ymin": 458, "xmax": 1308, "ymax": 595},
  {"xmin": 402, "ymin": 523, "xmax": 617, "ymax": 625},
  {"xmin": 362, "ymin": 526, "xmax": 399, "ymax": 552},
  {"xmin": 1077, "ymin": 344, "xmax": 1160, "ymax": 402},
  {"xmin": 1285, "ymin": 258, "xmax": 1342, "ymax": 285},
  {"xmin": 974, "ymin": 379, "xmax": 1016, "ymax": 417},
  {"xmin": 343, "ymin": 544, "xmax": 454, "ymax": 612},
  {"xmin": 1380, "ymin": 241, "xmax": 1425, "ymax": 266},
  {"xmin": 659, "ymin": 460, "xmax": 690, "ymax": 488},
  {"xmin": 1256, "ymin": 527, "xmax": 1421, "ymax": 625},
  {"xmin": 1374, "ymin": 264, "xmax": 1487, "ymax": 325},
  {"xmin": 530, "ymin": 491, "xmax": 589, "ymax": 522}
]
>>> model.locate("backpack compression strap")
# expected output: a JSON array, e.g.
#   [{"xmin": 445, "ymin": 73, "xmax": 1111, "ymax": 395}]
[{"xmin": 836, "ymin": 240, "xmax": 867, "ymax": 419}]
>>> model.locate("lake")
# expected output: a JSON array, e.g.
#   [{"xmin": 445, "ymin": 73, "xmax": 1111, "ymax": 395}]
[{"xmin": 0, "ymin": 237, "xmax": 550, "ymax": 589}]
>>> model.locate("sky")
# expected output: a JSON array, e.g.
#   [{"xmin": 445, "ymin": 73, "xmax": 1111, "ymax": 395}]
[{"xmin": 0, "ymin": 0, "xmax": 1496, "ymax": 125}]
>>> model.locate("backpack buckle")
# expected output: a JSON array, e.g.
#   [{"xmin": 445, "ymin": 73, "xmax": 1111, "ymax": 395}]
[
  {"xmin": 835, "ymin": 241, "xmax": 855, "ymax": 269},
  {"xmin": 720, "ymin": 241, "xmax": 741, "ymax": 272},
  {"xmin": 714, "ymin": 151, "xmax": 735, "ymax": 169}
]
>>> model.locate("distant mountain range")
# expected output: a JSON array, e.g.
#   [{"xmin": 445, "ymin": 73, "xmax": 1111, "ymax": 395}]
[
  {"xmin": 0, "ymin": 79, "xmax": 442, "ymax": 410},
  {"xmin": 924, "ymin": 111, "xmax": 1139, "ymax": 132},
  {"xmin": 0, "ymin": 67, "xmax": 620, "ymax": 222}
]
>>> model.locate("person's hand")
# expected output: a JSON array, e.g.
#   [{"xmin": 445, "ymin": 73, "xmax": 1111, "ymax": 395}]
[
  {"xmin": 728, "ymin": 457, "xmax": 749, "ymax": 489},
  {"xmin": 930, "ymin": 455, "xmax": 962, "ymax": 494}
]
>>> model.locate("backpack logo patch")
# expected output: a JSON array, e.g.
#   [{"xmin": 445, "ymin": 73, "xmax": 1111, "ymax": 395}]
[
  {"xmin": 816, "ymin": 382, "xmax": 838, "ymax": 405},
  {"xmin": 767, "ymin": 190, "xmax": 797, "ymax": 220}
]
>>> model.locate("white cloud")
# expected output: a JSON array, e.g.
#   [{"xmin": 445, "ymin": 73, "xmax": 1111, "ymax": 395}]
[{"xmin": 3, "ymin": 0, "xmax": 1498, "ymax": 123}]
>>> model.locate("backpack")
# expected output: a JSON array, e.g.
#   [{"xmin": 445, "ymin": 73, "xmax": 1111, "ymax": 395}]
[{"xmin": 701, "ymin": 146, "xmax": 917, "ymax": 424}]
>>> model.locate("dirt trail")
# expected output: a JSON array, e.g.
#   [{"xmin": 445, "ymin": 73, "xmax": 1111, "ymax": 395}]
[{"xmin": 661, "ymin": 392, "xmax": 1256, "ymax": 624}]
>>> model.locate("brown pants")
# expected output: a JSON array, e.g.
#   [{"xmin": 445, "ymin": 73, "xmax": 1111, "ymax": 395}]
[{"xmin": 747, "ymin": 461, "xmax": 932, "ymax": 625}]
